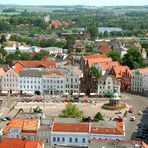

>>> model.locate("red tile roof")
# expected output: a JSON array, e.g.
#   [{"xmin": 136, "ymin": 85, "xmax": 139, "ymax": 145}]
[
  {"xmin": 98, "ymin": 44, "xmax": 112, "ymax": 52},
  {"xmin": 111, "ymin": 65, "xmax": 130, "ymax": 79},
  {"xmin": 99, "ymin": 61, "xmax": 120, "ymax": 70},
  {"xmin": 52, "ymin": 122, "xmax": 89, "ymax": 133},
  {"xmin": 88, "ymin": 58, "xmax": 112, "ymax": 67},
  {"xmin": 0, "ymin": 138, "xmax": 43, "ymax": 148},
  {"xmin": 3, "ymin": 118, "xmax": 38, "ymax": 134},
  {"xmin": 89, "ymin": 139, "xmax": 148, "ymax": 148},
  {"xmin": 90, "ymin": 122, "xmax": 124, "ymax": 135},
  {"xmin": 13, "ymin": 60, "xmax": 56, "ymax": 73},
  {"xmin": 84, "ymin": 54, "xmax": 108, "ymax": 60},
  {"xmin": 48, "ymin": 70, "xmax": 64, "ymax": 76}
]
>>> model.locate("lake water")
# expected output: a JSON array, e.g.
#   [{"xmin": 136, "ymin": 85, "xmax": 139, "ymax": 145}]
[{"xmin": 98, "ymin": 27, "xmax": 122, "ymax": 33}]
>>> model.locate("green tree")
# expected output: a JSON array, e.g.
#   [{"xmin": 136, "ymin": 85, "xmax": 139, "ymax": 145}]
[
  {"xmin": 0, "ymin": 48, "xmax": 7, "ymax": 56},
  {"xmin": 32, "ymin": 51, "xmax": 49, "ymax": 60},
  {"xmin": 122, "ymin": 48, "xmax": 145, "ymax": 69},
  {"xmin": 87, "ymin": 25, "xmax": 98, "ymax": 39},
  {"xmin": 0, "ymin": 35, "xmax": 6, "ymax": 43},
  {"xmin": 59, "ymin": 103, "xmax": 85, "ymax": 118},
  {"xmin": 90, "ymin": 66, "xmax": 101, "ymax": 78},
  {"xmin": 65, "ymin": 35, "xmax": 75, "ymax": 49},
  {"xmin": 93, "ymin": 112, "xmax": 104, "ymax": 122},
  {"xmin": 107, "ymin": 51, "xmax": 121, "ymax": 62}
]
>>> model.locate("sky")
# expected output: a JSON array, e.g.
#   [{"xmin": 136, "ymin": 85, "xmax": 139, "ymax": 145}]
[{"xmin": 0, "ymin": 0, "xmax": 148, "ymax": 6}]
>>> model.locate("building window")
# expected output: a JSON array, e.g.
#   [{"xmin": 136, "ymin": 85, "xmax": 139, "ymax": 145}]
[
  {"xmin": 45, "ymin": 139, "xmax": 48, "ymax": 144},
  {"xmin": 53, "ymin": 137, "xmax": 56, "ymax": 142},
  {"xmin": 75, "ymin": 138, "xmax": 78, "ymax": 143},
  {"xmin": 57, "ymin": 137, "xmax": 60, "ymax": 142},
  {"xmin": 62, "ymin": 137, "xmax": 65, "ymax": 142},
  {"xmin": 82, "ymin": 138, "xmax": 85, "ymax": 143},
  {"xmin": 69, "ymin": 137, "xmax": 72, "ymax": 143}
]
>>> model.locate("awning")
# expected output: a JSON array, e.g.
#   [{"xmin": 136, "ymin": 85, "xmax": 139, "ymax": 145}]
[
  {"xmin": 90, "ymin": 93, "xmax": 97, "ymax": 96},
  {"xmin": 1, "ymin": 90, "xmax": 8, "ymax": 94},
  {"xmin": 12, "ymin": 91, "xmax": 19, "ymax": 94},
  {"xmin": 73, "ymin": 93, "xmax": 78, "ymax": 96},
  {"xmin": 23, "ymin": 91, "xmax": 34, "ymax": 95},
  {"xmin": 63, "ymin": 93, "xmax": 69, "ymax": 96},
  {"xmin": 79, "ymin": 93, "xmax": 85, "ymax": 96}
]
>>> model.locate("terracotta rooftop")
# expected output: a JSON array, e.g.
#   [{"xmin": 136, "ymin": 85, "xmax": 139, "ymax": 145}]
[
  {"xmin": 48, "ymin": 70, "xmax": 64, "ymax": 76},
  {"xmin": 99, "ymin": 61, "xmax": 120, "ymax": 70},
  {"xmin": 89, "ymin": 139, "xmax": 148, "ymax": 148},
  {"xmin": 98, "ymin": 44, "xmax": 112, "ymax": 52},
  {"xmin": 0, "ymin": 138, "xmax": 43, "ymax": 148},
  {"xmin": 13, "ymin": 60, "xmax": 56, "ymax": 73},
  {"xmin": 90, "ymin": 121, "xmax": 124, "ymax": 135},
  {"xmin": 111, "ymin": 65, "xmax": 130, "ymax": 79},
  {"xmin": 19, "ymin": 69, "xmax": 64, "ymax": 77},
  {"xmin": 88, "ymin": 58, "xmax": 112, "ymax": 67},
  {"xmin": 52, "ymin": 122, "xmax": 89, "ymax": 133},
  {"xmin": 3, "ymin": 118, "xmax": 38, "ymax": 134},
  {"xmin": 84, "ymin": 54, "xmax": 108, "ymax": 60}
]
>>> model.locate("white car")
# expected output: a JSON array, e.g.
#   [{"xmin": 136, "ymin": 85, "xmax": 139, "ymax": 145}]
[
  {"xmin": 130, "ymin": 116, "xmax": 136, "ymax": 121},
  {"xmin": 138, "ymin": 111, "xmax": 143, "ymax": 115}
]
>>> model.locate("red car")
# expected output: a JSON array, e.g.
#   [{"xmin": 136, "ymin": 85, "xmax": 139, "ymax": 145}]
[
  {"xmin": 83, "ymin": 99, "xmax": 88, "ymax": 103},
  {"xmin": 63, "ymin": 99, "xmax": 69, "ymax": 103},
  {"xmin": 128, "ymin": 108, "xmax": 134, "ymax": 113},
  {"xmin": 113, "ymin": 116, "xmax": 123, "ymax": 122}
]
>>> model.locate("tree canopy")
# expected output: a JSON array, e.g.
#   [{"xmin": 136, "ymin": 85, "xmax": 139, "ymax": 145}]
[
  {"xmin": 32, "ymin": 50, "xmax": 49, "ymax": 60},
  {"xmin": 107, "ymin": 50, "xmax": 121, "ymax": 62},
  {"xmin": 59, "ymin": 103, "xmax": 85, "ymax": 118},
  {"xmin": 90, "ymin": 66, "xmax": 101, "ymax": 78},
  {"xmin": 93, "ymin": 112, "xmax": 104, "ymax": 122},
  {"xmin": 122, "ymin": 48, "xmax": 145, "ymax": 69}
]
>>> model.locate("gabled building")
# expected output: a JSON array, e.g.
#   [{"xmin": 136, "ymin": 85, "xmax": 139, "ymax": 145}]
[
  {"xmin": 108, "ymin": 65, "xmax": 130, "ymax": 81},
  {"xmin": 98, "ymin": 75, "xmax": 120, "ymax": 96},
  {"xmin": 50, "ymin": 120, "xmax": 125, "ymax": 147},
  {"xmin": 2, "ymin": 118, "xmax": 39, "ymax": 140},
  {"xmin": 1, "ymin": 68, "xmax": 19, "ymax": 95},
  {"xmin": 131, "ymin": 68, "xmax": 148, "ymax": 93},
  {"xmin": 121, "ymin": 68, "xmax": 133, "ymax": 92},
  {"xmin": 51, "ymin": 122, "xmax": 89, "ymax": 147},
  {"xmin": 143, "ymin": 72, "xmax": 148, "ymax": 95},
  {"xmin": 95, "ymin": 61, "xmax": 120, "ymax": 75},
  {"xmin": 90, "ymin": 121, "xmax": 125, "ymax": 140},
  {"xmin": 80, "ymin": 61, "xmax": 98, "ymax": 96}
]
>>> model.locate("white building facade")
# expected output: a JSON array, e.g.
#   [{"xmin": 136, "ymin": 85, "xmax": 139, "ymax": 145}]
[
  {"xmin": 131, "ymin": 69, "xmax": 148, "ymax": 93},
  {"xmin": 98, "ymin": 75, "xmax": 120, "ymax": 96},
  {"xmin": 143, "ymin": 73, "xmax": 148, "ymax": 95},
  {"xmin": 1, "ymin": 68, "xmax": 19, "ymax": 94}
]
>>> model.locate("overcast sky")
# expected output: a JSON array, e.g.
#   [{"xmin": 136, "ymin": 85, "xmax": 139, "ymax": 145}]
[{"xmin": 0, "ymin": 0, "xmax": 148, "ymax": 6}]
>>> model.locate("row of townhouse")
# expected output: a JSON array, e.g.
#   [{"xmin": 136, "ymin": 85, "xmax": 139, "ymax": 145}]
[
  {"xmin": 109, "ymin": 66, "xmax": 148, "ymax": 94},
  {"xmin": 0, "ymin": 66, "xmax": 82, "ymax": 96},
  {"xmin": 80, "ymin": 54, "xmax": 148, "ymax": 95},
  {"xmin": 2, "ymin": 117, "xmax": 125, "ymax": 147}
]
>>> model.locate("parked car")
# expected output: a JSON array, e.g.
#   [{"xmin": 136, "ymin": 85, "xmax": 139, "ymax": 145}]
[
  {"xmin": 128, "ymin": 108, "xmax": 134, "ymax": 113},
  {"xmin": 0, "ymin": 117, "xmax": 7, "ymax": 121},
  {"xmin": 130, "ymin": 116, "xmax": 136, "ymax": 121},
  {"xmin": 5, "ymin": 116, "xmax": 12, "ymax": 120},
  {"xmin": 138, "ymin": 111, "xmax": 143, "ymax": 115},
  {"xmin": 113, "ymin": 116, "xmax": 123, "ymax": 122}
]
